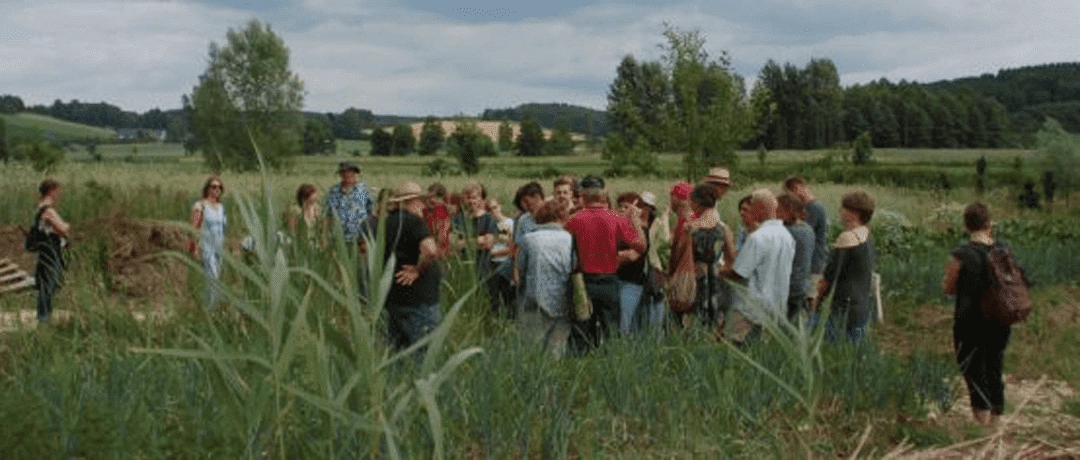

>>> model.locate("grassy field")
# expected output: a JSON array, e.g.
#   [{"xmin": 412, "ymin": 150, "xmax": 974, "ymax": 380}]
[
  {"xmin": 1, "ymin": 113, "xmax": 117, "ymax": 143},
  {"xmin": 0, "ymin": 152, "xmax": 1077, "ymax": 457}
]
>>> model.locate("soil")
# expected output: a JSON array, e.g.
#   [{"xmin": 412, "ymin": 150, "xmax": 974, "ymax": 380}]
[{"xmin": 0, "ymin": 212, "xmax": 190, "ymax": 302}]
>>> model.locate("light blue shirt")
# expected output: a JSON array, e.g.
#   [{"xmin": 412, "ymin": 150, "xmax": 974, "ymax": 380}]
[
  {"xmin": 325, "ymin": 181, "xmax": 371, "ymax": 241},
  {"xmin": 732, "ymin": 219, "xmax": 795, "ymax": 324},
  {"xmin": 517, "ymin": 224, "xmax": 574, "ymax": 318}
]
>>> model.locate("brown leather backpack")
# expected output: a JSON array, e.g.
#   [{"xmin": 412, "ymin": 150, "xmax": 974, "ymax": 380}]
[{"xmin": 980, "ymin": 245, "xmax": 1031, "ymax": 326}]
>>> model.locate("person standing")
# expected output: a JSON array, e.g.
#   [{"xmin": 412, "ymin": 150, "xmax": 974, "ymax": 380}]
[
  {"xmin": 31, "ymin": 180, "xmax": 69, "ymax": 323},
  {"xmin": 553, "ymin": 176, "xmax": 577, "ymax": 215},
  {"xmin": 191, "ymin": 176, "xmax": 227, "ymax": 307},
  {"xmin": 325, "ymin": 162, "xmax": 373, "ymax": 244},
  {"xmin": 511, "ymin": 182, "xmax": 545, "ymax": 292},
  {"xmin": 286, "ymin": 184, "xmax": 325, "ymax": 247},
  {"xmin": 726, "ymin": 189, "xmax": 796, "ymax": 342},
  {"xmin": 784, "ymin": 176, "xmax": 829, "ymax": 297},
  {"xmin": 488, "ymin": 196, "xmax": 517, "ymax": 317},
  {"xmin": 778, "ymin": 194, "xmax": 814, "ymax": 322},
  {"xmin": 813, "ymin": 190, "xmax": 877, "ymax": 344},
  {"xmin": 942, "ymin": 203, "xmax": 1020, "ymax": 425},
  {"xmin": 452, "ymin": 181, "xmax": 501, "ymax": 314},
  {"xmin": 615, "ymin": 192, "xmax": 648, "ymax": 333},
  {"xmin": 517, "ymin": 200, "xmax": 575, "ymax": 356},
  {"xmin": 565, "ymin": 176, "xmax": 646, "ymax": 351},
  {"xmin": 373, "ymin": 182, "xmax": 445, "ymax": 350}
]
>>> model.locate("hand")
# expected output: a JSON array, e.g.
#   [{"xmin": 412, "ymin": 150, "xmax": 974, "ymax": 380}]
[{"xmin": 395, "ymin": 265, "xmax": 420, "ymax": 286}]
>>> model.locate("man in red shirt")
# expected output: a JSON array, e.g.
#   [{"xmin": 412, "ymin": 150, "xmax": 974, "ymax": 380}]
[{"xmin": 565, "ymin": 175, "xmax": 646, "ymax": 351}]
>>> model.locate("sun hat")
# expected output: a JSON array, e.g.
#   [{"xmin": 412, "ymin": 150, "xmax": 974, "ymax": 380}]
[
  {"xmin": 703, "ymin": 167, "xmax": 731, "ymax": 186},
  {"xmin": 389, "ymin": 181, "xmax": 424, "ymax": 202},
  {"xmin": 670, "ymin": 182, "xmax": 693, "ymax": 201},
  {"xmin": 337, "ymin": 161, "xmax": 360, "ymax": 173},
  {"xmin": 639, "ymin": 191, "xmax": 657, "ymax": 208}
]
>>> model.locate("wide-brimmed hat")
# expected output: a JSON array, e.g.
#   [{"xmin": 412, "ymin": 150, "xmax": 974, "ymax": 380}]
[
  {"xmin": 703, "ymin": 167, "xmax": 731, "ymax": 186},
  {"xmin": 639, "ymin": 191, "xmax": 657, "ymax": 208},
  {"xmin": 389, "ymin": 181, "xmax": 424, "ymax": 202},
  {"xmin": 338, "ymin": 161, "xmax": 360, "ymax": 173}
]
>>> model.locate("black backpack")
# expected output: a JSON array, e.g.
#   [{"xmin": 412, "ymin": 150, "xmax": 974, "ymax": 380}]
[{"xmin": 24, "ymin": 207, "xmax": 50, "ymax": 253}]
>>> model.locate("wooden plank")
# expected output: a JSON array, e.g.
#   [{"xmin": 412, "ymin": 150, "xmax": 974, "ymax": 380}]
[
  {"xmin": 0, "ymin": 271, "xmax": 30, "ymax": 284},
  {"xmin": 0, "ymin": 265, "xmax": 19, "ymax": 277},
  {"xmin": 0, "ymin": 278, "xmax": 34, "ymax": 294}
]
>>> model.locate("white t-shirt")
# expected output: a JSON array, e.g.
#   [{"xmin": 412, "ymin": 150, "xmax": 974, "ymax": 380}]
[{"xmin": 732, "ymin": 219, "xmax": 796, "ymax": 324}]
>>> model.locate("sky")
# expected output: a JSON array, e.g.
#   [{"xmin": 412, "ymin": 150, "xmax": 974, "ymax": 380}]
[{"xmin": 1, "ymin": 0, "xmax": 1077, "ymax": 116}]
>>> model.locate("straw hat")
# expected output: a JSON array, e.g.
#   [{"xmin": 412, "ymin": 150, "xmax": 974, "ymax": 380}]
[
  {"xmin": 389, "ymin": 181, "xmax": 423, "ymax": 202},
  {"xmin": 703, "ymin": 167, "xmax": 731, "ymax": 186}
]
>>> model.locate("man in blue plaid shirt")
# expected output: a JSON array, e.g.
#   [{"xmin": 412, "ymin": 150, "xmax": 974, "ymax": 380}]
[{"xmin": 326, "ymin": 162, "xmax": 373, "ymax": 243}]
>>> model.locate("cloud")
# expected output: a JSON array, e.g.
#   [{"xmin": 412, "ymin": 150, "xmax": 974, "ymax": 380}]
[{"xmin": 0, "ymin": 0, "xmax": 1076, "ymax": 115}]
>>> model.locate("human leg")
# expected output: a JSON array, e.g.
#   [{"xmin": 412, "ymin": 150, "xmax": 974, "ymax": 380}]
[
  {"xmin": 585, "ymin": 276, "xmax": 620, "ymax": 344},
  {"xmin": 618, "ymin": 281, "xmax": 644, "ymax": 334}
]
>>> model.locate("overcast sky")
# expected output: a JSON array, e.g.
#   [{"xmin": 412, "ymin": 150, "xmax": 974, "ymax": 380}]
[{"xmin": 1, "ymin": 0, "xmax": 1076, "ymax": 115}]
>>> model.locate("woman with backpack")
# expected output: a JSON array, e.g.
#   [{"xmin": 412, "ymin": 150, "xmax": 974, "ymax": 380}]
[
  {"xmin": 30, "ymin": 179, "xmax": 69, "ymax": 324},
  {"xmin": 942, "ymin": 203, "xmax": 1025, "ymax": 426}
]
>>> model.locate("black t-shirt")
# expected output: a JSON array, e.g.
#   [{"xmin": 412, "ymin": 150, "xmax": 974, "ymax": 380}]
[
  {"xmin": 452, "ymin": 212, "xmax": 499, "ymax": 278},
  {"xmin": 374, "ymin": 210, "xmax": 442, "ymax": 308}
]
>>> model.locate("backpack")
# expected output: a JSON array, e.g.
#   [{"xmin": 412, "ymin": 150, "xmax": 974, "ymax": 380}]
[
  {"xmin": 23, "ymin": 207, "xmax": 50, "ymax": 253},
  {"xmin": 979, "ymin": 244, "xmax": 1031, "ymax": 326}
]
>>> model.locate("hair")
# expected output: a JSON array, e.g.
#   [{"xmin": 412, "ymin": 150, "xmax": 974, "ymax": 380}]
[
  {"xmin": 486, "ymin": 197, "xmax": 501, "ymax": 212},
  {"xmin": 462, "ymin": 180, "xmax": 486, "ymax": 199},
  {"xmin": 783, "ymin": 175, "xmax": 806, "ymax": 192},
  {"xmin": 202, "ymin": 175, "xmax": 223, "ymax": 199},
  {"xmin": 581, "ymin": 187, "xmax": 607, "ymax": 204},
  {"xmin": 616, "ymin": 192, "xmax": 641, "ymax": 207},
  {"xmin": 689, "ymin": 184, "xmax": 717, "ymax": 209},
  {"xmin": 428, "ymin": 182, "xmax": 447, "ymax": 199},
  {"xmin": 963, "ymin": 203, "xmax": 991, "ymax": 232},
  {"xmin": 841, "ymin": 189, "xmax": 876, "ymax": 224},
  {"xmin": 533, "ymin": 199, "xmax": 568, "ymax": 225},
  {"xmin": 513, "ymin": 181, "xmax": 544, "ymax": 212},
  {"xmin": 296, "ymin": 184, "xmax": 318, "ymax": 208},
  {"xmin": 777, "ymin": 193, "xmax": 807, "ymax": 223},
  {"xmin": 38, "ymin": 179, "xmax": 60, "ymax": 197},
  {"xmin": 553, "ymin": 175, "xmax": 577, "ymax": 190},
  {"xmin": 737, "ymin": 194, "xmax": 753, "ymax": 211}
]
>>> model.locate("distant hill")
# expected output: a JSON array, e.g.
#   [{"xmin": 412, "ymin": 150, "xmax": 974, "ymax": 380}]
[
  {"xmin": 926, "ymin": 62, "xmax": 1080, "ymax": 135},
  {"xmin": 481, "ymin": 103, "xmax": 607, "ymax": 139},
  {"xmin": 1, "ymin": 113, "xmax": 117, "ymax": 143}
]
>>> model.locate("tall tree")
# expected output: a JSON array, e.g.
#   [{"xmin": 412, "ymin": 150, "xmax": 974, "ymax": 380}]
[
  {"xmin": 516, "ymin": 113, "xmax": 545, "ymax": 157},
  {"xmin": 446, "ymin": 120, "xmax": 492, "ymax": 174},
  {"xmin": 370, "ymin": 127, "xmax": 392, "ymax": 156},
  {"xmin": 302, "ymin": 117, "xmax": 335, "ymax": 155},
  {"xmin": 662, "ymin": 25, "xmax": 753, "ymax": 180},
  {"xmin": 497, "ymin": 119, "xmax": 514, "ymax": 152},
  {"xmin": 418, "ymin": 117, "xmax": 445, "ymax": 156},
  {"xmin": 187, "ymin": 20, "xmax": 304, "ymax": 171},
  {"xmin": 391, "ymin": 124, "xmax": 415, "ymax": 156},
  {"xmin": 545, "ymin": 117, "xmax": 575, "ymax": 155}
]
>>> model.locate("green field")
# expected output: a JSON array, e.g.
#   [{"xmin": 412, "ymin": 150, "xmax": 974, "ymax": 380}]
[
  {"xmin": 1, "ymin": 112, "xmax": 117, "ymax": 143},
  {"xmin": 0, "ymin": 152, "xmax": 1077, "ymax": 457}
]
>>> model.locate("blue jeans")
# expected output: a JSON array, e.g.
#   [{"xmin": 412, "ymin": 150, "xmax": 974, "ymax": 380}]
[
  {"xmin": 387, "ymin": 302, "xmax": 441, "ymax": 351},
  {"xmin": 618, "ymin": 281, "xmax": 644, "ymax": 334},
  {"xmin": 35, "ymin": 253, "xmax": 64, "ymax": 322}
]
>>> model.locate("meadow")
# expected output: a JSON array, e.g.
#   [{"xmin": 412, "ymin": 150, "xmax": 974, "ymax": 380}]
[{"xmin": 0, "ymin": 148, "xmax": 1078, "ymax": 458}]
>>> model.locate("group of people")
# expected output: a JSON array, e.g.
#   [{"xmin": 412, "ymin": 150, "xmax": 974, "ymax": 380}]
[{"xmin": 26, "ymin": 160, "xmax": 1023, "ymax": 426}]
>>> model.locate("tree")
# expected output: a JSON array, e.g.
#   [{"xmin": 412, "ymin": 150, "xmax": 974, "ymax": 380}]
[
  {"xmin": 0, "ymin": 95, "xmax": 24, "ymax": 114},
  {"xmin": 497, "ymin": 119, "xmax": 514, "ymax": 153},
  {"xmin": 391, "ymin": 124, "xmax": 415, "ymax": 156},
  {"xmin": 186, "ymin": 20, "xmax": 305, "ymax": 171},
  {"xmin": 25, "ymin": 141, "xmax": 64, "ymax": 173},
  {"xmin": 87, "ymin": 141, "xmax": 101, "ymax": 162},
  {"xmin": 0, "ymin": 117, "xmax": 8, "ymax": 164},
  {"xmin": 418, "ymin": 117, "xmax": 445, "ymax": 156},
  {"xmin": 516, "ymin": 114, "xmax": 545, "ymax": 157},
  {"xmin": 545, "ymin": 117, "xmax": 575, "ymax": 155},
  {"xmin": 446, "ymin": 120, "xmax": 492, "ymax": 175},
  {"xmin": 370, "ymin": 127, "xmax": 392, "ymax": 157},
  {"xmin": 852, "ymin": 131, "xmax": 873, "ymax": 165},
  {"xmin": 604, "ymin": 134, "xmax": 658, "ymax": 177},
  {"xmin": 1037, "ymin": 118, "xmax": 1080, "ymax": 202},
  {"xmin": 302, "ymin": 117, "xmax": 336, "ymax": 155},
  {"xmin": 662, "ymin": 25, "xmax": 753, "ymax": 180}
]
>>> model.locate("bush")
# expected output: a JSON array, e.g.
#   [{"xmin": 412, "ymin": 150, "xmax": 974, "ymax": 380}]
[
  {"xmin": 852, "ymin": 131, "xmax": 873, "ymax": 165},
  {"xmin": 24, "ymin": 141, "xmax": 65, "ymax": 173}
]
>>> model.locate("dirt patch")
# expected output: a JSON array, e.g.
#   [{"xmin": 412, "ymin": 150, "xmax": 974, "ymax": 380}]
[
  {"xmin": 0, "ymin": 225, "xmax": 37, "ymax": 275},
  {"xmin": 889, "ymin": 375, "xmax": 1080, "ymax": 458},
  {"xmin": 80, "ymin": 213, "xmax": 190, "ymax": 300}
]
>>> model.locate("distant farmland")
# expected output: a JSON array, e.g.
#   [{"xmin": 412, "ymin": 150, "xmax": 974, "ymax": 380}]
[{"xmin": 1, "ymin": 112, "xmax": 117, "ymax": 143}]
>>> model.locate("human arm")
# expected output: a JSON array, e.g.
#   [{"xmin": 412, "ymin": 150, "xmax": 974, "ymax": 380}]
[
  {"xmin": 395, "ymin": 236, "xmax": 441, "ymax": 286},
  {"xmin": 941, "ymin": 256, "xmax": 961, "ymax": 296},
  {"xmin": 41, "ymin": 208, "xmax": 70, "ymax": 238}
]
